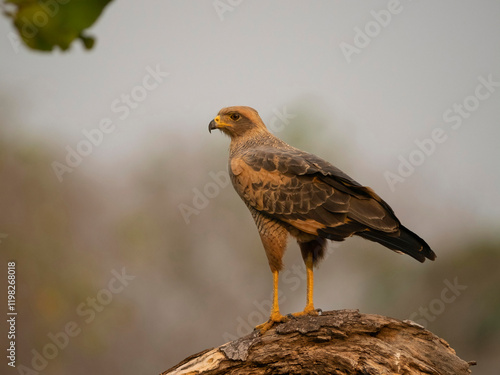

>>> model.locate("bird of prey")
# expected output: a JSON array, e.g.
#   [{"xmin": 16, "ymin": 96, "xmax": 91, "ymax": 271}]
[{"xmin": 208, "ymin": 106, "xmax": 436, "ymax": 332}]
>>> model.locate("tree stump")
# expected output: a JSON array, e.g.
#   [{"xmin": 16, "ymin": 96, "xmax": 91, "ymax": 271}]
[{"xmin": 161, "ymin": 309, "xmax": 474, "ymax": 375}]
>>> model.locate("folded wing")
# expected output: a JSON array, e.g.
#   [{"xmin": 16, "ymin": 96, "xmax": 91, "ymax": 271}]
[{"xmin": 230, "ymin": 146, "xmax": 436, "ymax": 262}]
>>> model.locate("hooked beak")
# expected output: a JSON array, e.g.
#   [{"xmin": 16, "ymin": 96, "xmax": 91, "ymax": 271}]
[
  {"xmin": 208, "ymin": 119, "xmax": 217, "ymax": 133},
  {"xmin": 208, "ymin": 115, "xmax": 222, "ymax": 134}
]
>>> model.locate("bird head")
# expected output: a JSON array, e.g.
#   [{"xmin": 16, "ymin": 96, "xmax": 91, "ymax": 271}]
[{"xmin": 208, "ymin": 106, "xmax": 267, "ymax": 138}]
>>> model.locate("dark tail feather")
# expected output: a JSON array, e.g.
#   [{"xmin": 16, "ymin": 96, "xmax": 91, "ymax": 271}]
[{"xmin": 356, "ymin": 225, "xmax": 436, "ymax": 263}]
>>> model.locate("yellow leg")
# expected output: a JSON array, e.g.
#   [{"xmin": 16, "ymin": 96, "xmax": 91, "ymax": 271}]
[
  {"xmin": 293, "ymin": 253, "xmax": 319, "ymax": 316},
  {"xmin": 255, "ymin": 270, "xmax": 287, "ymax": 333}
]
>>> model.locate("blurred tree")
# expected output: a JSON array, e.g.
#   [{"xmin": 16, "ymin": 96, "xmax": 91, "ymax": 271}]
[{"xmin": 2, "ymin": 0, "xmax": 112, "ymax": 51}]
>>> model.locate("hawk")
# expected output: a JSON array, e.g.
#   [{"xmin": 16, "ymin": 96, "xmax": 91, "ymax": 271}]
[{"xmin": 208, "ymin": 106, "xmax": 436, "ymax": 332}]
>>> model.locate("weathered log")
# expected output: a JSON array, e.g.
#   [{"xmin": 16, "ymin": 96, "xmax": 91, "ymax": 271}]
[{"xmin": 162, "ymin": 309, "xmax": 474, "ymax": 375}]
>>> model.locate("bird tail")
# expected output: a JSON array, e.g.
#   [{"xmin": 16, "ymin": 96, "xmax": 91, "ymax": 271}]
[{"xmin": 356, "ymin": 225, "xmax": 436, "ymax": 263}]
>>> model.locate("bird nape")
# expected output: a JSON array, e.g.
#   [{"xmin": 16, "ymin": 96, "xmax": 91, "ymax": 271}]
[{"xmin": 208, "ymin": 106, "xmax": 436, "ymax": 333}]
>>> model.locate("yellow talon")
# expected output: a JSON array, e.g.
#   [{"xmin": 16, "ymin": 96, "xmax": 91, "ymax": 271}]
[
  {"xmin": 292, "ymin": 253, "xmax": 319, "ymax": 317},
  {"xmin": 255, "ymin": 313, "xmax": 288, "ymax": 334},
  {"xmin": 255, "ymin": 253, "xmax": 320, "ymax": 334},
  {"xmin": 255, "ymin": 270, "xmax": 288, "ymax": 334}
]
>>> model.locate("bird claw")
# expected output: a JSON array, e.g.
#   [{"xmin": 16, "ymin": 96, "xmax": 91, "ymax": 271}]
[
  {"xmin": 291, "ymin": 306, "xmax": 322, "ymax": 318},
  {"xmin": 255, "ymin": 313, "xmax": 288, "ymax": 334},
  {"xmin": 256, "ymin": 307, "xmax": 322, "ymax": 334}
]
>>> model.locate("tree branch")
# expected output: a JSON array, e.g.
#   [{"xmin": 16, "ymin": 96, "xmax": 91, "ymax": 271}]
[{"xmin": 162, "ymin": 309, "xmax": 474, "ymax": 375}]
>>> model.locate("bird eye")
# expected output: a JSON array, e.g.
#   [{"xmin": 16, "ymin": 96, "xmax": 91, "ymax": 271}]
[{"xmin": 229, "ymin": 113, "xmax": 241, "ymax": 121}]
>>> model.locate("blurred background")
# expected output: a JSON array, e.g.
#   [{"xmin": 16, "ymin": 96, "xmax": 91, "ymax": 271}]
[{"xmin": 1, "ymin": 1, "xmax": 499, "ymax": 374}]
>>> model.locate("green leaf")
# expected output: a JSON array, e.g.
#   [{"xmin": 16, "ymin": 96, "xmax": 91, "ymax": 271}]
[{"xmin": 3, "ymin": 0, "xmax": 113, "ymax": 52}]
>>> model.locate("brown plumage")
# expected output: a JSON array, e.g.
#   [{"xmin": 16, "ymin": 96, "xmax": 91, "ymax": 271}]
[{"xmin": 208, "ymin": 106, "xmax": 436, "ymax": 332}]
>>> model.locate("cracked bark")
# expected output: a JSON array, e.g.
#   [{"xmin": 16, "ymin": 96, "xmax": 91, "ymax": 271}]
[{"xmin": 161, "ymin": 310, "xmax": 474, "ymax": 375}]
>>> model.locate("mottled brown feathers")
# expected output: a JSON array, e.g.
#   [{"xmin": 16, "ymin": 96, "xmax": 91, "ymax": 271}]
[{"xmin": 209, "ymin": 106, "xmax": 436, "ymax": 271}]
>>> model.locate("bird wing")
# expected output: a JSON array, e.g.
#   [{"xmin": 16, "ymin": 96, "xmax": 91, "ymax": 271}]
[{"xmin": 230, "ymin": 147, "xmax": 400, "ymax": 237}]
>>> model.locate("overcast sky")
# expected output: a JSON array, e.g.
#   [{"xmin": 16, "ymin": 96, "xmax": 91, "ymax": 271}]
[{"xmin": 1, "ymin": 0, "xmax": 500, "ymax": 234}]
